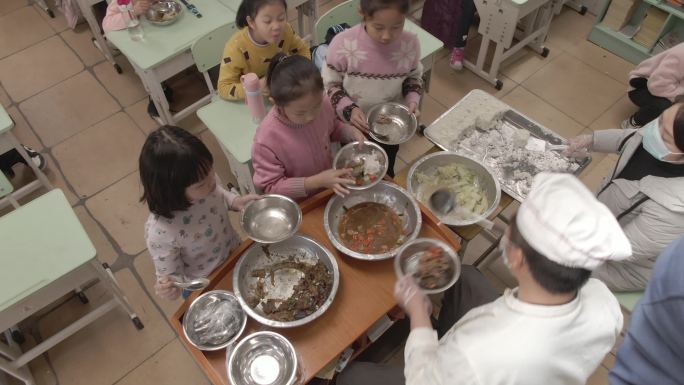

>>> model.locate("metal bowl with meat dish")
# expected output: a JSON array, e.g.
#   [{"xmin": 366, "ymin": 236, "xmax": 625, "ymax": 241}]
[
  {"xmin": 407, "ymin": 152, "xmax": 501, "ymax": 227},
  {"xmin": 232, "ymin": 235, "xmax": 340, "ymax": 328},
  {"xmin": 324, "ymin": 181, "xmax": 422, "ymax": 261},
  {"xmin": 228, "ymin": 331, "xmax": 298, "ymax": 385},
  {"xmin": 182, "ymin": 290, "xmax": 247, "ymax": 351},
  {"xmin": 394, "ymin": 238, "xmax": 461, "ymax": 294},
  {"xmin": 144, "ymin": 0, "xmax": 183, "ymax": 26},
  {"xmin": 366, "ymin": 102, "xmax": 418, "ymax": 145},
  {"xmin": 333, "ymin": 141, "xmax": 388, "ymax": 190}
]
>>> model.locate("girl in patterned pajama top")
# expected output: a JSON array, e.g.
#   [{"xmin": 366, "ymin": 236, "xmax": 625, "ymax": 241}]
[{"xmin": 140, "ymin": 126, "xmax": 260, "ymax": 300}]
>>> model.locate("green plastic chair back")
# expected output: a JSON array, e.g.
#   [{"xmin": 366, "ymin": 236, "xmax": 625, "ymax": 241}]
[
  {"xmin": 614, "ymin": 291, "xmax": 644, "ymax": 312},
  {"xmin": 191, "ymin": 22, "xmax": 239, "ymax": 73},
  {"xmin": 0, "ymin": 171, "xmax": 13, "ymax": 199},
  {"xmin": 314, "ymin": 0, "xmax": 362, "ymax": 43}
]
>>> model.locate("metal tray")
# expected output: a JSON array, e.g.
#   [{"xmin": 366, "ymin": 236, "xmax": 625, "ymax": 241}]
[{"xmin": 424, "ymin": 90, "xmax": 591, "ymax": 202}]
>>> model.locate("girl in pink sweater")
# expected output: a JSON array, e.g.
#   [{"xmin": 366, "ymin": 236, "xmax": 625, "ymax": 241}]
[
  {"xmin": 102, "ymin": 0, "xmax": 151, "ymax": 32},
  {"xmin": 252, "ymin": 53, "xmax": 366, "ymax": 199},
  {"xmin": 624, "ymin": 42, "xmax": 684, "ymax": 129},
  {"xmin": 322, "ymin": 0, "xmax": 423, "ymax": 177}
]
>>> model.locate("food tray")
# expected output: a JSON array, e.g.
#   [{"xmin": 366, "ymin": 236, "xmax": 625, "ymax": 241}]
[
  {"xmin": 171, "ymin": 188, "xmax": 462, "ymax": 385},
  {"xmin": 424, "ymin": 90, "xmax": 591, "ymax": 202}
]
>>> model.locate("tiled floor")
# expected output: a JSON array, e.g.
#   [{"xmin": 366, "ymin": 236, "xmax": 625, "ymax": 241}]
[{"xmin": 1, "ymin": 0, "xmax": 635, "ymax": 384}]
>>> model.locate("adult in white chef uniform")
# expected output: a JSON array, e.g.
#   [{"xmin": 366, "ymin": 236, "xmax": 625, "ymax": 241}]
[{"xmin": 337, "ymin": 173, "xmax": 632, "ymax": 385}]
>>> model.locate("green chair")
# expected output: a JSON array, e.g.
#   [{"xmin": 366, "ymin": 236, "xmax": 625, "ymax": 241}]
[
  {"xmin": 191, "ymin": 23, "xmax": 262, "ymax": 195},
  {"xmin": 614, "ymin": 291, "xmax": 645, "ymax": 312}
]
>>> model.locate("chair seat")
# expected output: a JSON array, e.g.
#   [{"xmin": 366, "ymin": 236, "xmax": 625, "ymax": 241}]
[
  {"xmin": 614, "ymin": 291, "xmax": 644, "ymax": 312},
  {"xmin": 0, "ymin": 189, "xmax": 95, "ymax": 312}
]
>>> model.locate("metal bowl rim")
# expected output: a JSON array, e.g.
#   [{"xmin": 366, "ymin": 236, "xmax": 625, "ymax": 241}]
[
  {"xmin": 228, "ymin": 331, "xmax": 298, "ymax": 385},
  {"xmin": 366, "ymin": 102, "xmax": 418, "ymax": 145},
  {"xmin": 145, "ymin": 0, "xmax": 183, "ymax": 25},
  {"xmin": 333, "ymin": 141, "xmax": 389, "ymax": 191},
  {"xmin": 232, "ymin": 234, "xmax": 340, "ymax": 328},
  {"xmin": 182, "ymin": 290, "xmax": 247, "ymax": 351},
  {"xmin": 239, "ymin": 194, "xmax": 303, "ymax": 244},
  {"xmin": 393, "ymin": 237, "xmax": 462, "ymax": 294},
  {"xmin": 323, "ymin": 181, "xmax": 423, "ymax": 261},
  {"xmin": 407, "ymin": 151, "xmax": 501, "ymax": 226}
]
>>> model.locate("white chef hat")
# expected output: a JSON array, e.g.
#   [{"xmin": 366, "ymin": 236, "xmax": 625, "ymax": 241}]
[{"xmin": 516, "ymin": 173, "xmax": 632, "ymax": 270}]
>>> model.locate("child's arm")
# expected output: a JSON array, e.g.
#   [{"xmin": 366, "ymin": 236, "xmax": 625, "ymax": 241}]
[
  {"xmin": 217, "ymin": 185, "xmax": 261, "ymax": 210},
  {"xmin": 322, "ymin": 38, "xmax": 359, "ymax": 123},
  {"xmin": 252, "ymin": 143, "xmax": 308, "ymax": 198},
  {"xmin": 284, "ymin": 24, "xmax": 312, "ymax": 59},
  {"xmin": 217, "ymin": 40, "xmax": 248, "ymax": 100},
  {"xmin": 402, "ymin": 36, "xmax": 424, "ymax": 111}
]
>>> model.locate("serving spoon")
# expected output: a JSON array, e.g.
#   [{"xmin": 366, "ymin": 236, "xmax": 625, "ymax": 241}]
[{"xmin": 172, "ymin": 277, "xmax": 210, "ymax": 291}]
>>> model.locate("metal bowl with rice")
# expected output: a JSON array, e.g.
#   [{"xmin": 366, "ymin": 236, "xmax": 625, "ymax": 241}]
[
  {"xmin": 407, "ymin": 152, "xmax": 501, "ymax": 227},
  {"xmin": 333, "ymin": 141, "xmax": 388, "ymax": 190}
]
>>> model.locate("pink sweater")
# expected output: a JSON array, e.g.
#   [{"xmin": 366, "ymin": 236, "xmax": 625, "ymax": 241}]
[
  {"xmin": 630, "ymin": 42, "xmax": 684, "ymax": 101},
  {"xmin": 251, "ymin": 96, "xmax": 356, "ymax": 199},
  {"xmin": 322, "ymin": 24, "xmax": 423, "ymax": 121},
  {"xmin": 102, "ymin": 0, "xmax": 136, "ymax": 32}
]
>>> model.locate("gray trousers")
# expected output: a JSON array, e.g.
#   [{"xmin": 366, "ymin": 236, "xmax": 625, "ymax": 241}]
[{"xmin": 336, "ymin": 265, "xmax": 500, "ymax": 385}]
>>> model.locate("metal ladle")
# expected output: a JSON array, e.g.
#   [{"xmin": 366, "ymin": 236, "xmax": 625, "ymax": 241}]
[
  {"xmin": 173, "ymin": 277, "xmax": 210, "ymax": 291},
  {"xmin": 429, "ymin": 189, "xmax": 495, "ymax": 230}
]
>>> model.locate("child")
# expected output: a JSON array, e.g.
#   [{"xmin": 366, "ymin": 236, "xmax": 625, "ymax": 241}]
[
  {"xmin": 251, "ymin": 53, "xmax": 366, "ymax": 199},
  {"xmin": 140, "ymin": 126, "xmax": 260, "ymax": 300},
  {"xmin": 322, "ymin": 0, "xmax": 423, "ymax": 177},
  {"xmin": 623, "ymin": 42, "xmax": 684, "ymax": 129},
  {"xmin": 217, "ymin": 0, "xmax": 311, "ymax": 100},
  {"xmin": 102, "ymin": 0, "xmax": 151, "ymax": 32}
]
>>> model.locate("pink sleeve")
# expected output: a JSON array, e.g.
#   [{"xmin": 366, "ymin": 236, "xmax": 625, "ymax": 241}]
[
  {"xmin": 647, "ymin": 55, "xmax": 684, "ymax": 99},
  {"xmin": 102, "ymin": 1, "xmax": 130, "ymax": 32},
  {"xmin": 321, "ymin": 36, "xmax": 358, "ymax": 122},
  {"xmin": 252, "ymin": 142, "xmax": 308, "ymax": 199}
]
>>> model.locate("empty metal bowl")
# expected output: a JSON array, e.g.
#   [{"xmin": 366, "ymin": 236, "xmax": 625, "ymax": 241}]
[
  {"xmin": 241, "ymin": 195, "xmax": 302, "ymax": 244},
  {"xmin": 333, "ymin": 141, "xmax": 388, "ymax": 190},
  {"xmin": 145, "ymin": 0, "xmax": 183, "ymax": 26},
  {"xmin": 394, "ymin": 238, "xmax": 461, "ymax": 294},
  {"xmin": 407, "ymin": 152, "xmax": 501, "ymax": 227},
  {"xmin": 228, "ymin": 331, "xmax": 298, "ymax": 385},
  {"xmin": 182, "ymin": 290, "xmax": 247, "ymax": 351},
  {"xmin": 324, "ymin": 181, "xmax": 422, "ymax": 261},
  {"xmin": 232, "ymin": 234, "xmax": 340, "ymax": 328},
  {"xmin": 366, "ymin": 102, "xmax": 418, "ymax": 145}
]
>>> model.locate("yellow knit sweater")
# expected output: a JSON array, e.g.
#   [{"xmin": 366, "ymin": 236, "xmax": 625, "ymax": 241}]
[{"xmin": 217, "ymin": 25, "xmax": 311, "ymax": 100}]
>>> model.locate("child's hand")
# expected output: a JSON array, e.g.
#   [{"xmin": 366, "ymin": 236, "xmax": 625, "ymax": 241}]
[
  {"xmin": 232, "ymin": 194, "xmax": 262, "ymax": 211},
  {"xmin": 350, "ymin": 107, "xmax": 369, "ymax": 132},
  {"xmin": 133, "ymin": 0, "xmax": 151, "ymax": 16},
  {"xmin": 155, "ymin": 276, "xmax": 181, "ymax": 301},
  {"xmin": 352, "ymin": 128, "xmax": 366, "ymax": 146},
  {"xmin": 306, "ymin": 169, "xmax": 355, "ymax": 197},
  {"xmin": 408, "ymin": 102, "xmax": 420, "ymax": 118}
]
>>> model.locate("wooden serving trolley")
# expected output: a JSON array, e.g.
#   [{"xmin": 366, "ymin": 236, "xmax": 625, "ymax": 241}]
[{"xmin": 171, "ymin": 188, "xmax": 462, "ymax": 385}]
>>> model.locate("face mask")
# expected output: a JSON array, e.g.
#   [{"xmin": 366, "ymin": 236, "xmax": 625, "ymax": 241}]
[
  {"xmin": 642, "ymin": 118, "xmax": 684, "ymax": 164},
  {"xmin": 498, "ymin": 235, "xmax": 511, "ymax": 268}
]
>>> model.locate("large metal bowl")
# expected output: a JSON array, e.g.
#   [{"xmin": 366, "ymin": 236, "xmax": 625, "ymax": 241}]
[
  {"xmin": 228, "ymin": 331, "xmax": 298, "ymax": 385},
  {"xmin": 144, "ymin": 0, "xmax": 183, "ymax": 26},
  {"xmin": 394, "ymin": 238, "xmax": 461, "ymax": 294},
  {"xmin": 324, "ymin": 181, "xmax": 422, "ymax": 261},
  {"xmin": 366, "ymin": 102, "xmax": 418, "ymax": 145},
  {"xmin": 240, "ymin": 195, "xmax": 302, "ymax": 244},
  {"xmin": 407, "ymin": 152, "xmax": 501, "ymax": 226},
  {"xmin": 182, "ymin": 290, "xmax": 247, "ymax": 351},
  {"xmin": 333, "ymin": 141, "xmax": 388, "ymax": 190},
  {"xmin": 232, "ymin": 234, "xmax": 340, "ymax": 328}
]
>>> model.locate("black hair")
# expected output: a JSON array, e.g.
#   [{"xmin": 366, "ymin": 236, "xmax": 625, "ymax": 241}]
[
  {"xmin": 139, "ymin": 125, "xmax": 213, "ymax": 219},
  {"xmin": 266, "ymin": 53, "xmax": 323, "ymax": 106},
  {"xmin": 360, "ymin": 0, "xmax": 410, "ymax": 16},
  {"xmin": 236, "ymin": 0, "xmax": 287, "ymax": 28},
  {"xmin": 509, "ymin": 215, "xmax": 592, "ymax": 294},
  {"xmin": 673, "ymin": 103, "xmax": 684, "ymax": 152}
]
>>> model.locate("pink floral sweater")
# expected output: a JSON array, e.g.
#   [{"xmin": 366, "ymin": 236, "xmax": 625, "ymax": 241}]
[
  {"xmin": 251, "ymin": 96, "xmax": 356, "ymax": 199},
  {"xmin": 322, "ymin": 24, "xmax": 423, "ymax": 121},
  {"xmin": 102, "ymin": 0, "xmax": 136, "ymax": 32},
  {"xmin": 630, "ymin": 42, "xmax": 684, "ymax": 101}
]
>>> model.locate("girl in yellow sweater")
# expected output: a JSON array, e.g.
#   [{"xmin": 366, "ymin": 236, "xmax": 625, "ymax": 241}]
[{"xmin": 217, "ymin": 0, "xmax": 311, "ymax": 100}]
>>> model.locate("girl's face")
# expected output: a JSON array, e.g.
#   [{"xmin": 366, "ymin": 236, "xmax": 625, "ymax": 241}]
[
  {"xmin": 363, "ymin": 7, "xmax": 406, "ymax": 45},
  {"xmin": 247, "ymin": 2, "xmax": 287, "ymax": 45},
  {"xmin": 185, "ymin": 168, "xmax": 217, "ymax": 202},
  {"xmin": 278, "ymin": 90, "xmax": 324, "ymax": 125}
]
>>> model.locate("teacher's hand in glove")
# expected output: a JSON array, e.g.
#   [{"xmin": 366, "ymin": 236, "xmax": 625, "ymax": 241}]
[
  {"xmin": 563, "ymin": 134, "xmax": 593, "ymax": 158},
  {"xmin": 394, "ymin": 276, "xmax": 433, "ymax": 329}
]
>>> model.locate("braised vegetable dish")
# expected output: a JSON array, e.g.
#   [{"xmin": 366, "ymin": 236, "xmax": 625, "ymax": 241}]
[{"xmin": 414, "ymin": 246, "xmax": 454, "ymax": 289}]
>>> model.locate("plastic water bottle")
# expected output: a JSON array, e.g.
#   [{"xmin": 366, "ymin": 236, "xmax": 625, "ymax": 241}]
[{"xmin": 127, "ymin": 18, "xmax": 144, "ymax": 41}]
